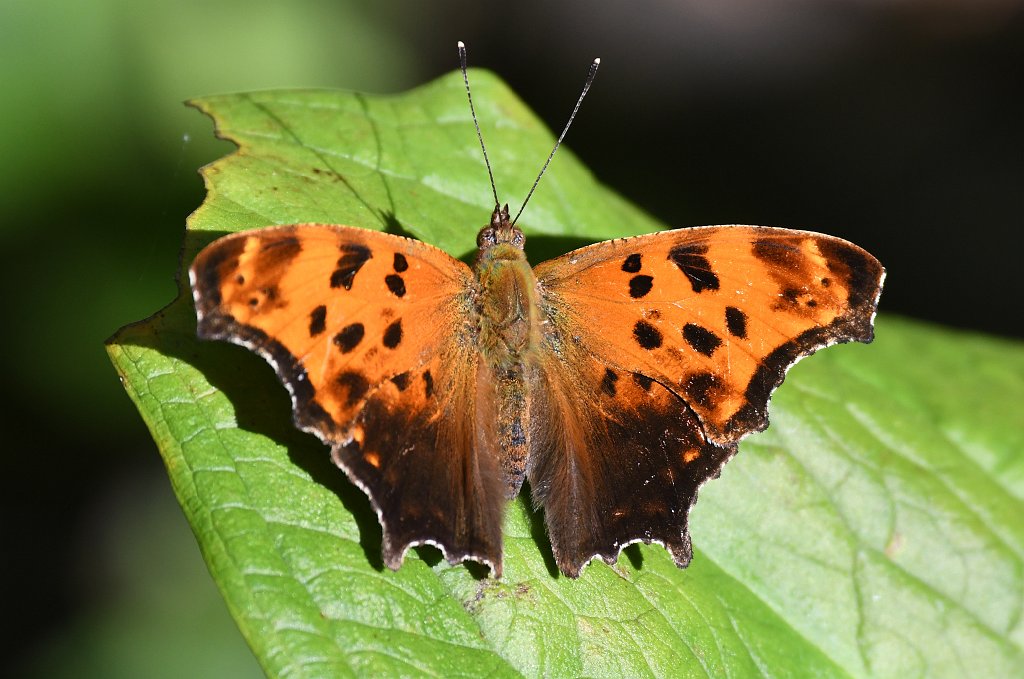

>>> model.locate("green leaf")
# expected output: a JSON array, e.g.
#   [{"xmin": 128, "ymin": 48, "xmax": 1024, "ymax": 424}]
[{"xmin": 107, "ymin": 71, "xmax": 1024, "ymax": 677}]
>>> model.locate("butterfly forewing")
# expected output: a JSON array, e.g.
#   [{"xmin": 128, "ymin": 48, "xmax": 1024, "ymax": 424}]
[{"xmin": 535, "ymin": 225, "xmax": 885, "ymax": 444}]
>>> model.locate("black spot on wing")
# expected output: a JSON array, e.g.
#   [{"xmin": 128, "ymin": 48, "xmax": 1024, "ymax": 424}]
[
  {"xmin": 781, "ymin": 287, "xmax": 802, "ymax": 306},
  {"xmin": 622, "ymin": 253, "xmax": 642, "ymax": 273},
  {"xmin": 725, "ymin": 306, "xmax": 747, "ymax": 339},
  {"xmin": 333, "ymin": 323, "xmax": 365, "ymax": 353},
  {"xmin": 393, "ymin": 252, "xmax": 409, "ymax": 272},
  {"xmin": 629, "ymin": 275, "xmax": 654, "ymax": 298},
  {"xmin": 330, "ymin": 244, "xmax": 372, "ymax": 290},
  {"xmin": 382, "ymin": 319, "xmax": 403, "ymax": 349},
  {"xmin": 778, "ymin": 286, "xmax": 820, "ymax": 313},
  {"xmin": 633, "ymin": 320, "xmax": 663, "ymax": 350},
  {"xmin": 335, "ymin": 371, "xmax": 369, "ymax": 407},
  {"xmin": 668, "ymin": 244, "xmax": 720, "ymax": 293},
  {"xmin": 632, "ymin": 372, "xmax": 654, "ymax": 391},
  {"xmin": 391, "ymin": 371, "xmax": 410, "ymax": 391},
  {"xmin": 385, "ymin": 274, "xmax": 406, "ymax": 298},
  {"xmin": 684, "ymin": 372, "xmax": 720, "ymax": 409},
  {"xmin": 243, "ymin": 284, "xmax": 286, "ymax": 312},
  {"xmin": 309, "ymin": 305, "xmax": 327, "ymax": 337},
  {"xmin": 683, "ymin": 323, "xmax": 722, "ymax": 357},
  {"xmin": 423, "ymin": 370, "xmax": 434, "ymax": 398},
  {"xmin": 601, "ymin": 368, "xmax": 619, "ymax": 397}
]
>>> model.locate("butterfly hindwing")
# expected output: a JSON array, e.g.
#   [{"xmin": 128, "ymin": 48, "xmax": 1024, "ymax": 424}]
[
  {"xmin": 530, "ymin": 349, "xmax": 737, "ymax": 577},
  {"xmin": 333, "ymin": 334, "xmax": 507, "ymax": 574},
  {"xmin": 190, "ymin": 224, "xmax": 507, "ymax": 574}
]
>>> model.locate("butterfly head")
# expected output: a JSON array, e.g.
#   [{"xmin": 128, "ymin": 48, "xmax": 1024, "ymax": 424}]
[{"xmin": 477, "ymin": 203, "xmax": 525, "ymax": 252}]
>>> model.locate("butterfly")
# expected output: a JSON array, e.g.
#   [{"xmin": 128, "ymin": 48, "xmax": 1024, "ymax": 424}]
[{"xmin": 189, "ymin": 45, "xmax": 885, "ymax": 578}]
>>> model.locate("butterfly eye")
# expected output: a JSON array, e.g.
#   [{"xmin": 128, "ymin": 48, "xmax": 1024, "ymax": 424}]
[{"xmin": 477, "ymin": 228, "xmax": 498, "ymax": 248}]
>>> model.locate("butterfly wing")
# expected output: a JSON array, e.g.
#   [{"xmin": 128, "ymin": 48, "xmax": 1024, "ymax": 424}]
[
  {"xmin": 531, "ymin": 225, "xmax": 884, "ymax": 576},
  {"xmin": 190, "ymin": 225, "xmax": 507, "ymax": 574}
]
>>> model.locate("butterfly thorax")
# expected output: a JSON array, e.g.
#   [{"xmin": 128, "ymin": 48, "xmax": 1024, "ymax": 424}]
[
  {"xmin": 473, "ymin": 205, "xmax": 539, "ymax": 362},
  {"xmin": 472, "ymin": 204, "xmax": 542, "ymax": 495}
]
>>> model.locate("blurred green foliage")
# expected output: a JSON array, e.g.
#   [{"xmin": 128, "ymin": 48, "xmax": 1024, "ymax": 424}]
[{"xmin": 22, "ymin": 475, "xmax": 263, "ymax": 678}]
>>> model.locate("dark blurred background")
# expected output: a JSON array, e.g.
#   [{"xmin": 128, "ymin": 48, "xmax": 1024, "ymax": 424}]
[{"xmin": 4, "ymin": 0, "xmax": 1022, "ymax": 674}]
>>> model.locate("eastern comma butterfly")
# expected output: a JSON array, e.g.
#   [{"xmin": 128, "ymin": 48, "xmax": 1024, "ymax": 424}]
[{"xmin": 190, "ymin": 43, "xmax": 885, "ymax": 578}]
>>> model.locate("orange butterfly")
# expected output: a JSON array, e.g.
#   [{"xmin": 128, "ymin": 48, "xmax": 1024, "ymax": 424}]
[{"xmin": 190, "ymin": 45, "xmax": 884, "ymax": 578}]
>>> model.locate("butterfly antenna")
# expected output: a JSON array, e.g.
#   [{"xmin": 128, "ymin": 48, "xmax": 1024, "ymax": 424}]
[
  {"xmin": 459, "ymin": 41, "xmax": 500, "ymax": 209},
  {"xmin": 511, "ymin": 56, "xmax": 600, "ymax": 227}
]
